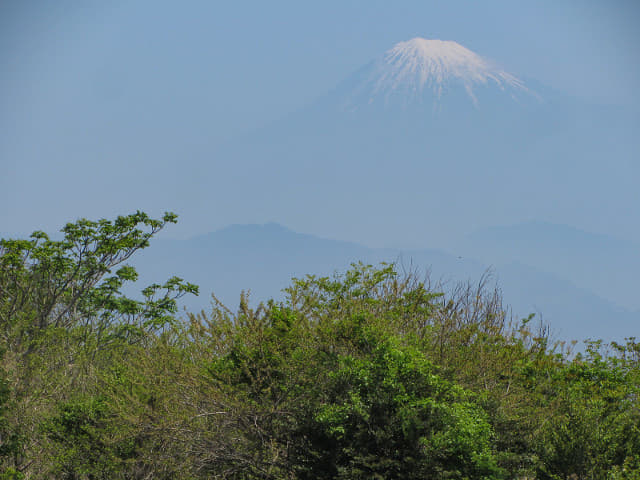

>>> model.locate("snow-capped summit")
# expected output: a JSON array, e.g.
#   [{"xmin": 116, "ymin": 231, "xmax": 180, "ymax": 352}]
[
  {"xmin": 378, "ymin": 39, "xmax": 524, "ymax": 97},
  {"xmin": 342, "ymin": 38, "xmax": 535, "ymax": 110}
]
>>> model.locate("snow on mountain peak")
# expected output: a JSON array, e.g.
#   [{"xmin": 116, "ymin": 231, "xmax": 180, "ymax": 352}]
[{"xmin": 364, "ymin": 38, "xmax": 529, "ymax": 107}]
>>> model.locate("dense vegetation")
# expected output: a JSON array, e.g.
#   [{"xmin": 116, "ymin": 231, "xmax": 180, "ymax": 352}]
[{"xmin": 1, "ymin": 212, "xmax": 639, "ymax": 479}]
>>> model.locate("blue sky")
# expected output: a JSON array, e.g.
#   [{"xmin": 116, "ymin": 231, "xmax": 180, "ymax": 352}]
[{"xmin": 1, "ymin": 0, "xmax": 639, "ymax": 238}]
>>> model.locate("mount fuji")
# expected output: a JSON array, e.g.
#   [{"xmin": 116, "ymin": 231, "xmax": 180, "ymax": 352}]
[
  {"xmin": 184, "ymin": 37, "xmax": 638, "ymax": 247},
  {"xmin": 141, "ymin": 38, "xmax": 640, "ymax": 341},
  {"xmin": 331, "ymin": 37, "xmax": 536, "ymax": 111}
]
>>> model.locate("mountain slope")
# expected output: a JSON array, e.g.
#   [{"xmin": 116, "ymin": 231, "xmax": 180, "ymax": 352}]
[
  {"xmin": 335, "ymin": 38, "xmax": 535, "ymax": 111},
  {"xmin": 458, "ymin": 222, "xmax": 640, "ymax": 311},
  {"xmin": 181, "ymin": 38, "xmax": 638, "ymax": 248},
  {"xmin": 131, "ymin": 223, "xmax": 638, "ymax": 343}
]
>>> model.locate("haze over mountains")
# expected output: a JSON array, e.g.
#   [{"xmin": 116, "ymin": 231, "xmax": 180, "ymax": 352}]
[
  {"xmin": 4, "ymin": 37, "xmax": 638, "ymax": 343},
  {"xmin": 458, "ymin": 222, "xmax": 640, "ymax": 312},
  {"xmin": 132, "ymin": 221, "xmax": 639, "ymax": 344},
  {"xmin": 141, "ymin": 37, "xmax": 637, "ymax": 343},
  {"xmin": 183, "ymin": 37, "xmax": 639, "ymax": 248}
]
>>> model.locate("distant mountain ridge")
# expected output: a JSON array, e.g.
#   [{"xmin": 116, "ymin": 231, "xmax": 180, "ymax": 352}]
[
  {"xmin": 458, "ymin": 222, "xmax": 640, "ymax": 312},
  {"xmin": 132, "ymin": 222, "xmax": 639, "ymax": 344},
  {"xmin": 183, "ymin": 37, "xmax": 638, "ymax": 249}
]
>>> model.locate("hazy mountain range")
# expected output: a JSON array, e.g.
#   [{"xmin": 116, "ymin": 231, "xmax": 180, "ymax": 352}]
[
  {"xmin": 179, "ymin": 37, "xmax": 639, "ymax": 248},
  {"xmin": 4, "ymin": 38, "xmax": 637, "ymax": 345},
  {"xmin": 131, "ymin": 221, "xmax": 639, "ymax": 345},
  {"xmin": 457, "ymin": 222, "xmax": 640, "ymax": 312},
  {"xmin": 139, "ymin": 37, "xmax": 638, "ymax": 345}
]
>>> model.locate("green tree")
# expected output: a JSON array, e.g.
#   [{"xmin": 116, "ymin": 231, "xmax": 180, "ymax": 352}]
[
  {"xmin": 197, "ymin": 266, "xmax": 504, "ymax": 479},
  {"xmin": 532, "ymin": 341, "xmax": 640, "ymax": 479},
  {"xmin": 296, "ymin": 337, "xmax": 503, "ymax": 479},
  {"xmin": 0, "ymin": 212, "xmax": 197, "ymax": 477},
  {"xmin": 0, "ymin": 211, "xmax": 197, "ymax": 356}
]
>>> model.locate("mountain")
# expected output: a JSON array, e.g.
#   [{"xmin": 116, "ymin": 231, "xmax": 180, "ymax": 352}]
[
  {"xmin": 457, "ymin": 222, "xmax": 640, "ymax": 311},
  {"xmin": 131, "ymin": 223, "xmax": 638, "ymax": 343},
  {"xmin": 181, "ymin": 37, "xmax": 639, "ymax": 249},
  {"xmin": 138, "ymin": 38, "xmax": 639, "ymax": 337},
  {"xmin": 494, "ymin": 261, "xmax": 638, "ymax": 343},
  {"xmin": 332, "ymin": 38, "xmax": 536, "ymax": 111}
]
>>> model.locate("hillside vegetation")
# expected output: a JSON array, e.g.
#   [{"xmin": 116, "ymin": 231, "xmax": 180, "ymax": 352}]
[{"xmin": 1, "ymin": 213, "xmax": 639, "ymax": 479}]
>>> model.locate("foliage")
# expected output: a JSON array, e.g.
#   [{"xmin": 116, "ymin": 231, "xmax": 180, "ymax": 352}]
[
  {"xmin": 297, "ymin": 338, "xmax": 502, "ymax": 479},
  {"xmin": 531, "ymin": 341, "xmax": 640, "ymax": 479},
  {"xmin": 0, "ymin": 349, "xmax": 22, "ymax": 478},
  {"xmin": 42, "ymin": 396, "xmax": 130, "ymax": 479},
  {"xmin": 0, "ymin": 212, "xmax": 197, "ymax": 477},
  {"xmin": 1, "ymin": 214, "xmax": 639, "ymax": 479},
  {"xmin": 0, "ymin": 211, "xmax": 197, "ymax": 355}
]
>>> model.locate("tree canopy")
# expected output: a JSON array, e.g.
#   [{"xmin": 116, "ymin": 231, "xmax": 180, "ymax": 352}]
[{"xmin": 0, "ymin": 212, "xmax": 638, "ymax": 479}]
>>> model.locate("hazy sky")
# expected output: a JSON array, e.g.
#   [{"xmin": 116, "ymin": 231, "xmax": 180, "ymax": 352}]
[{"xmin": 1, "ymin": 0, "xmax": 639, "ymax": 237}]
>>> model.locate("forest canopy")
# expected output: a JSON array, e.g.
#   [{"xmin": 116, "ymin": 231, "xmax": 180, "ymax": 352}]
[{"xmin": 0, "ymin": 212, "xmax": 639, "ymax": 479}]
